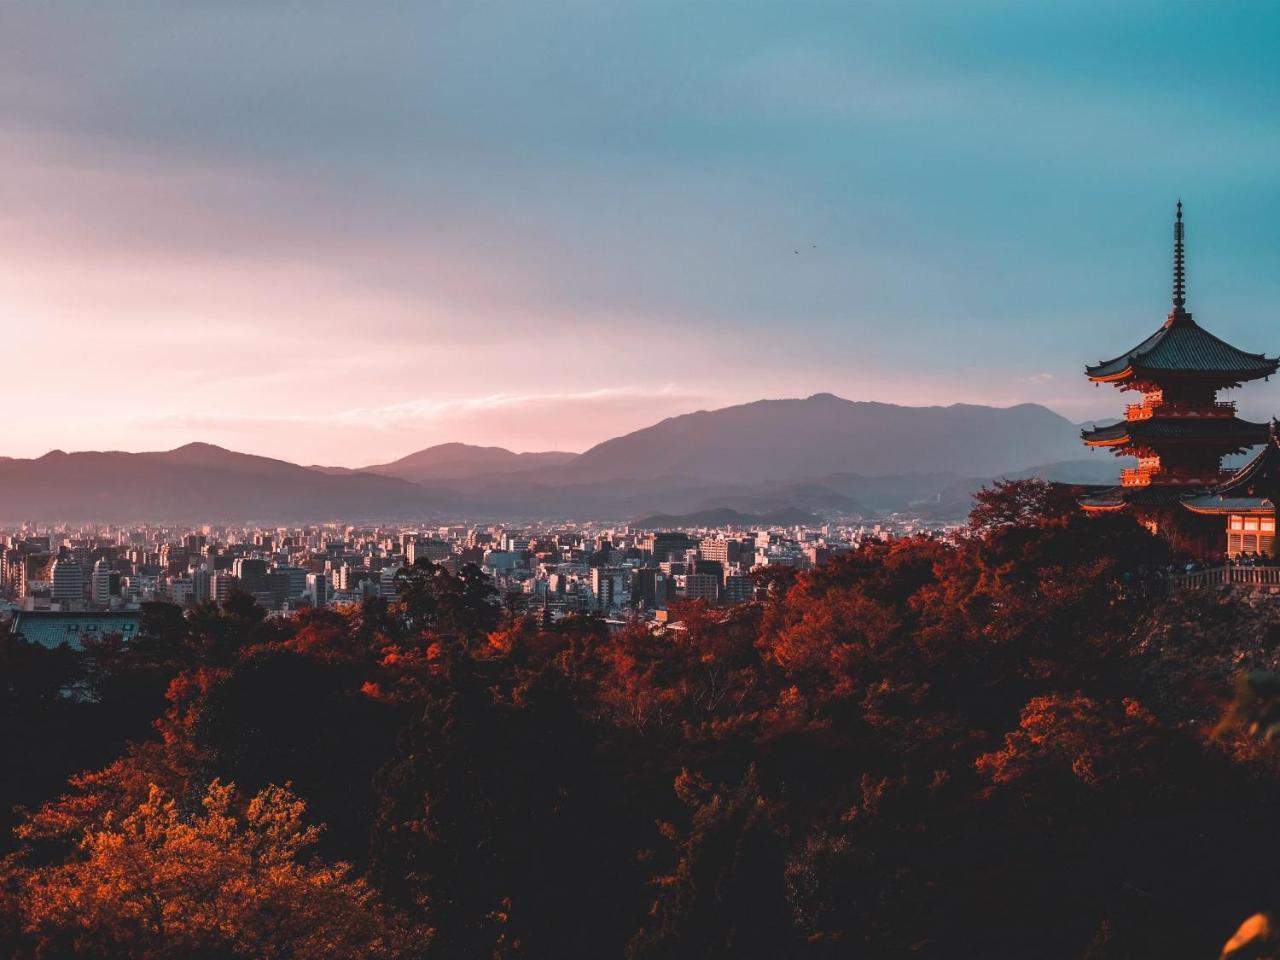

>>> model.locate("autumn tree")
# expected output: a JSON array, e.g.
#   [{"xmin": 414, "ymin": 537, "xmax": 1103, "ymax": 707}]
[
  {"xmin": 395, "ymin": 560, "xmax": 499, "ymax": 643},
  {"xmin": 194, "ymin": 647, "xmax": 399, "ymax": 863},
  {"xmin": 967, "ymin": 476, "xmax": 1081, "ymax": 536},
  {"xmin": 6, "ymin": 780, "xmax": 426, "ymax": 960}
]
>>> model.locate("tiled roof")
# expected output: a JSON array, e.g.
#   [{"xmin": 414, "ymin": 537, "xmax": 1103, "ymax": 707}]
[
  {"xmin": 1081, "ymin": 417, "xmax": 1270, "ymax": 447},
  {"xmin": 1079, "ymin": 485, "xmax": 1202, "ymax": 510},
  {"xmin": 10, "ymin": 611, "xmax": 141, "ymax": 650},
  {"xmin": 1203, "ymin": 423, "xmax": 1280, "ymax": 497},
  {"xmin": 1086, "ymin": 316, "xmax": 1278, "ymax": 382},
  {"xmin": 1183, "ymin": 494, "xmax": 1273, "ymax": 515},
  {"xmin": 1078, "ymin": 487, "xmax": 1128, "ymax": 510},
  {"xmin": 1177, "ymin": 423, "xmax": 1280, "ymax": 514}
]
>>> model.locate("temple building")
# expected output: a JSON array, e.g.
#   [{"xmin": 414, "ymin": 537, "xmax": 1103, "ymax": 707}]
[
  {"xmin": 1183, "ymin": 422, "xmax": 1280, "ymax": 556},
  {"xmin": 1079, "ymin": 203, "xmax": 1278, "ymax": 543}
]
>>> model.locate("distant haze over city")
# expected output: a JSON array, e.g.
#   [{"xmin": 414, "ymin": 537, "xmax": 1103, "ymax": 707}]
[
  {"xmin": 0, "ymin": 395, "xmax": 1127, "ymax": 522},
  {"xmin": 4, "ymin": 4, "xmax": 1280, "ymax": 465}
]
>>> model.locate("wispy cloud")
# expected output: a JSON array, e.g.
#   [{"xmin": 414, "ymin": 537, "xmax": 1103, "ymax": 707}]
[{"xmin": 1, "ymin": 3, "xmax": 1278, "ymax": 464}]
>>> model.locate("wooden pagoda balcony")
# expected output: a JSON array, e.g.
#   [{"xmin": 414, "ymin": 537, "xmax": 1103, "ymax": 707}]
[
  {"xmin": 1120, "ymin": 467, "xmax": 1236, "ymax": 488},
  {"xmin": 1124, "ymin": 400, "xmax": 1237, "ymax": 421}
]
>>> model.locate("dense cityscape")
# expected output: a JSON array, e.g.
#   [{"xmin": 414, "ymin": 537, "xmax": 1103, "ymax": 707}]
[{"xmin": 0, "ymin": 515, "xmax": 951, "ymax": 646}]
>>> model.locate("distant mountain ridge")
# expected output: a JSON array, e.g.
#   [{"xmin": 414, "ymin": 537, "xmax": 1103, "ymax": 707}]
[
  {"xmin": 0, "ymin": 397, "xmax": 1130, "ymax": 521},
  {"xmin": 0, "ymin": 443, "xmax": 432, "ymax": 522},
  {"xmin": 370, "ymin": 444, "xmax": 578, "ymax": 483},
  {"xmin": 556, "ymin": 394, "xmax": 1089, "ymax": 483},
  {"xmin": 311, "ymin": 443, "xmax": 577, "ymax": 482}
]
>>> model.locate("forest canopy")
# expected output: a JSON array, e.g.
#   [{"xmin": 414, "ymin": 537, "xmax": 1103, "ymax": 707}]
[{"xmin": 2, "ymin": 479, "xmax": 1279, "ymax": 959}]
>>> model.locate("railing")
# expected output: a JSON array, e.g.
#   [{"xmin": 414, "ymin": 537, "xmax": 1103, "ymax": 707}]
[
  {"xmin": 1120, "ymin": 468, "xmax": 1236, "ymax": 488},
  {"xmin": 1125, "ymin": 401, "xmax": 1237, "ymax": 421},
  {"xmin": 1170, "ymin": 566, "xmax": 1280, "ymax": 590}
]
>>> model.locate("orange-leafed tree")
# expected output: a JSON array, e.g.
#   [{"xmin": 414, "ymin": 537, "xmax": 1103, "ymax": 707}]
[
  {"xmin": 975, "ymin": 693, "xmax": 1165, "ymax": 790},
  {"xmin": 967, "ymin": 477, "xmax": 1080, "ymax": 537},
  {"xmin": 7, "ymin": 779, "xmax": 426, "ymax": 960}
]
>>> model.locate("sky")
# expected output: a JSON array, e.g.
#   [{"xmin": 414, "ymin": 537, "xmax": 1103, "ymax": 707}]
[{"xmin": 2, "ymin": 1, "xmax": 1279, "ymax": 465}]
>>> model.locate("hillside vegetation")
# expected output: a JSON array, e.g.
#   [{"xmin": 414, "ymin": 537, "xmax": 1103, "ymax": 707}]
[{"xmin": 2, "ymin": 481, "xmax": 1277, "ymax": 958}]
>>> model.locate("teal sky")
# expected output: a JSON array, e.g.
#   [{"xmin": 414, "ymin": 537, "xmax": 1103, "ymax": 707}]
[{"xmin": 1, "ymin": 1, "xmax": 1278, "ymax": 463}]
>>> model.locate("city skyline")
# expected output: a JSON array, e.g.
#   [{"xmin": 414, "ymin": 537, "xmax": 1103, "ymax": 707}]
[{"xmin": 3, "ymin": 2, "xmax": 1279, "ymax": 465}]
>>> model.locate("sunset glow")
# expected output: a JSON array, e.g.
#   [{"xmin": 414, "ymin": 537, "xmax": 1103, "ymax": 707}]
[{"xmin": 4, "ymin": 3, "xmax": 1279, "ymax": 463}]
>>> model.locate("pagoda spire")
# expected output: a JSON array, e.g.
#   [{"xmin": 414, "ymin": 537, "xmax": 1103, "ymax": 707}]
[{"xmin": 1172, "ymin": 199, "xmax": 1188, "ymax": 320}]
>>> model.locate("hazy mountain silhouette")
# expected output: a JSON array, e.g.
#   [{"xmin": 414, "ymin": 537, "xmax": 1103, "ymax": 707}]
[
  {"xmin": 0, "ymin": 399, "xmax": 1131, "ymax": 521},
  {"xmin": 311, "ymin": 443, "xmax": 577, "ymax": 482},
  {"xmin": 0, "ymin": 443, "xmax": 434, "ymax": 522},
  {"xmin": 556, "ymin": 394, "xmax": 1091, "ymax": 483},
  {"xmin": 366, "ymin": 443, "xmax": 577, "ymax": 482}
]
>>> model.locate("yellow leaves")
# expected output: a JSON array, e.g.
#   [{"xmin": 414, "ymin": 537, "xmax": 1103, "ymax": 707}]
[
  {"xmin": 8, "ymin": 779, "xmax": 426, "ymax": 959},
  {"xmin": 245, "ymin": 782, "xmax": 319, "ymax": 864}
]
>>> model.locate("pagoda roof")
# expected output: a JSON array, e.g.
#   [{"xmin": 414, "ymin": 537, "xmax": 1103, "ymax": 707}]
[
  {"xmin": 1080, "ymin": 484, "xmax": 1201, "ymax": 512},
  {"xmin": 1180, "ymin": 421, "xmax": 1280, "ymax": 515},
  {"xmin": 1081, "ymin": 416, "xmax": 1270, "ymax": 448},
  {"xmin": 1078, "ymin": 486, "xmax": 1128, "ymax": 511},
  {"xmin": 1085, "ymin": 315, "xmax": 1279, "ymax": 383},
  {"xmin": 1085, "ymin": 204, "xmax": 1278, "ymax": 385}
]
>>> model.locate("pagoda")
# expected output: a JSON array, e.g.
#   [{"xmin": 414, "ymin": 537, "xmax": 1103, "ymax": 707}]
[{"xmin": 1080, "ymin": 202, "xmax": 1278, "ymax": 531}]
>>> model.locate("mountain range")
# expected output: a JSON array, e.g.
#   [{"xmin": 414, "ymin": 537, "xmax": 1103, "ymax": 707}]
[
  {"xmin": 546, "ymin": 393, "xmax": 1091, "ymax": 483},
  {"xmin": 0, "ymin": 395, "xmax": 1128, "ymax": 522},
  {"xmin": 311, "ymin": 443, "xmax": 577, "ymax": 483}
]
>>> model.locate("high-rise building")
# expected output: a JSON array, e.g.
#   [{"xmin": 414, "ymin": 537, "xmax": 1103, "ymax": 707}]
[
  {"xmin": 634, "ymin": 568, "xmax": 669, "ymax": 609},
  {"xmin": 698, "ymin": 538, "xmax": 732, "ymax": 564},
  {"xmin": 232, "ymin": 557, "xmax": 269, "ymax": 595},
  {"xmin": 169, "ymin": 577, "xmax": 194, "ymax": 606},
  {"xmin": 306, "ymin": 572, "xmax": 330, "ymax": 608},
  {"xmin": 274, "ymin": 565, "xmax": 308, "ymax": 601},
  {"xmin": 192, "ymin": 568, "xmax": 211, "ymax": 605},
  {"xmin": 379, "ymin": 565, "xmax": 402, "ymax": 598},
  {"xmin": 50, "ymin": 559, "xmax": 84, "ymax": 609},
  {"xmin": 210, "ymin": 571, "xmax": 239, "ymax": 605},
  {"xmin": 591, "ymin": 566, "xmax": 631, "ymax": 612},
  {"xmin": 723, "ymin": 574, "xmax": 755, "ymax": 604},
  {"xmin": 406, "ymin": 539, "xmax": 451, "ymax": 564},
  {"xmin": 682, "ymin": 572, "xmax": 720, "ymax": 603},
  {"xmin": 690, "ymin": 558, "xmax": 724, "ymax": 584},
  {"xmin": 645, "ymin": 532, "xmax": 700, "ymax": 563},
  {"xmin": 91, "ymin": 559, "xmax": 117, "ymax": 607}
]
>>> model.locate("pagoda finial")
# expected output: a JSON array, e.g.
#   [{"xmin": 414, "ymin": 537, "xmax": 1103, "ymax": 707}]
[{"xmin": 1173, "ymin": 199, "xmax": 1187, "ymax": 313}]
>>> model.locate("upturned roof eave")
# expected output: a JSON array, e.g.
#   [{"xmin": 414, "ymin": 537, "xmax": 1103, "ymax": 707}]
[{"xmin": 1183, "ymin": 497, "xmax": 1274, "ymax": 516}]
